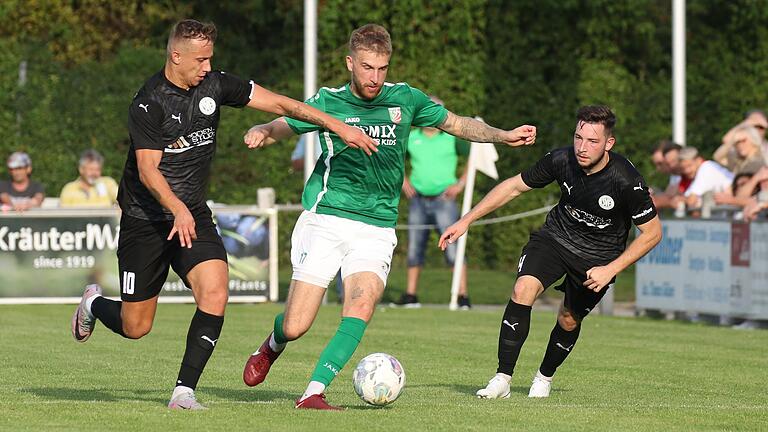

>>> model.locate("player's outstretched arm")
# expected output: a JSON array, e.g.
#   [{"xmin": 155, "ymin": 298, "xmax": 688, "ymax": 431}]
[
  {"xmin": 438, "ymin": 112, "xmax": 536, "ymax": 147},
  {"xmin": 136, "ymin": 149, "xmax": 196, "ymax": 248},
  {"xmin": 247, "ymin": 84, "xmax": 377, "ymax": 155},
  {"xmin": 244, "ymin": 118, "xmax": 295, "ymax": 149},
  {"xmin": 583, "ymin": 216, "xmax": 662, "ymax": 292},
  {"xmin": 438, "ymin": 174, "xmax": 531, "ymax": 250}
]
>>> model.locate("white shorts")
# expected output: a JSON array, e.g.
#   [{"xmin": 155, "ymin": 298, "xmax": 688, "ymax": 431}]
[{"xmin": 290, "ymin": 211, "xmax": 397, "ymax": 288}]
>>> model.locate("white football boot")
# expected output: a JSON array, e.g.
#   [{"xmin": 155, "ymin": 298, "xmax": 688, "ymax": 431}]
[
  {"xmin": 527, "ymin": 371, "xmax": 552, "ymax": 398},
  {"xmin": 476, "ymin": 373, "xmax": 511, "ymax": 399},
  {"xmin": 168, "ymin": 389, "xmax": 207, "ymax": 410}
]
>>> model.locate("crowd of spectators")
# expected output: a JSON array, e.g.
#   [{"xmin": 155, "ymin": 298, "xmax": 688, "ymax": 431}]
[
  {"xmin": 0, "ymin": 149, "xmax": 118, "ymax": 212},
  {"xmin": 650, "ymin": 109, "xmax": 768, "ymax": 221}
]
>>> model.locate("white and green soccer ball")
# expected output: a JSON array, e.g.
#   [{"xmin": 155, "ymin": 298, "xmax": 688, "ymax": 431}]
[{"xmin": 352, "ymin": 353, "xmax": 406, "ymax": 406}]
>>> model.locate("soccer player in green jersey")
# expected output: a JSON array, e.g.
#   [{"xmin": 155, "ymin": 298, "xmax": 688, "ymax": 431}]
[{"xmin": 241, "ymin": 23, "xmax": 537, "ymax": 410}]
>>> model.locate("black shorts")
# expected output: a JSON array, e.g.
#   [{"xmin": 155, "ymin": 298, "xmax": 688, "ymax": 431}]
[
  {"xmin": 516, "ymin": 231, "xmax": 613, "ymax": 320},
  {"xmin": 117, "ymin": 212, "xmax": 227, "ymax": 302}
]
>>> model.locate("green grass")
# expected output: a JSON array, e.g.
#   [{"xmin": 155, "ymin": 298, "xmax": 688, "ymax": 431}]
[{"xmin": 1, "ymin": 304, "xmax": 766, "ymax": 431}]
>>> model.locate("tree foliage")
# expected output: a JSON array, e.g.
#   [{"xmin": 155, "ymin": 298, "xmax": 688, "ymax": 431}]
[{"xmin": 1, "ymin": 0, "xmax": 767, "ymax": 270}]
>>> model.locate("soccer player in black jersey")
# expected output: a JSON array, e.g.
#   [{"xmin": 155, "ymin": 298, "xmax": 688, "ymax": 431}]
[
  {"xmin": 440, "ymin": 105, "xmax": 662, "ymax": 399},
  {"xmin": 70, "ymin": 19, "xmax": 375, "ymax": 410}
]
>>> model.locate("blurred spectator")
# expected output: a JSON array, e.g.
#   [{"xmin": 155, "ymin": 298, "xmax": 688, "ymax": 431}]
[
  {"xmin": 395, "ymin": 95, "xmax": 471, "ymax": 309},
  {"xmin": 737, "ymin": 166, "xmax": 768, "ymax": 220},
  {"xmin": 674, "ymin": 146, "xmax": 734, "ymax": 213},
  {"xmin": 650, "ymin": 140, "xmax": 685, "ymax": 209},
  {"xmin": 0, "ymin": 151, "xmax": 45, "ymax": 211},
  {"xmin": 713, "ymin": 171, "xmax": 757, "ymax": 214},
  {"xmin": 713, "ymin": 124, "xmax": 765, "ymax": 175},
  {"xmin": 722, "ymin": 109, "xmax": 768, "ymax": 162},
  {"xmin": 59, "ymin": 149, "xmax": 118, "ymax": 208}
]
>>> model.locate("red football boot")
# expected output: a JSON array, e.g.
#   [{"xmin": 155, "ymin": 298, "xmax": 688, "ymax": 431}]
[
  {"xmin": 243, "ymin": 333, "xmax": 283, "ymax": 387},
  {"xmin": 295, "ymin": 393, "xmax": 344, "ymax": 411}
]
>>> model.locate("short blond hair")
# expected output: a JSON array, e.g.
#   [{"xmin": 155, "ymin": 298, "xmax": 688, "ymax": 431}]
[{"xmin": 349, "ymin": 24, "xmax": 392, "ymax": 56}]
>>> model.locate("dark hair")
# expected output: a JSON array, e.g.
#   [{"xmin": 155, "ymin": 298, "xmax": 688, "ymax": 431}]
[
  {"xmin": 576, "ymin": 105, "xmax": 616, "ymax": 136},
  {"xmin": 167, "ymin": 19, "xmax": 217, "ymax": 56},
  {"xmin": 349, "ymin": 24, "xmax": 392, "ymax": 56},
  {"xmin": 661, "ymin": 141, "xmax": 683, "ymax": 155}
]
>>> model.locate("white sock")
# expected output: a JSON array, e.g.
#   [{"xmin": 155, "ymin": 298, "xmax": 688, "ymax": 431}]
[
  {"xmin": 495, "ymin": 372, "xmax": 512, "ymax": 383},
  {"xmin": 536, "ymin": 370, "xmax": 553, "ymax": 382},
  {"xmin": 268, "ymin": 333, "xmax": 286, "ymax": 353},
  {"xmin": 299, "ymin": 381, "xmax": 326, "ymax": 402},
  {"xmin": 84, "ymin": 294, "xmax": 101, "ymax": 318},
  {"xmin": 171, "ymin": 385, "xmax": 194, "ymax": 400}
]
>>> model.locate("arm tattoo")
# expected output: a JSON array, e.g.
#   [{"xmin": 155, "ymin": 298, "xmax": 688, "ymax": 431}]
[
  {"xmin": 455, "ymin": 116, "xmax": 505, "ymax": 142},
  {"xmin": 285, "ymin": 103, "xmax": 328, "ymax": 129}
]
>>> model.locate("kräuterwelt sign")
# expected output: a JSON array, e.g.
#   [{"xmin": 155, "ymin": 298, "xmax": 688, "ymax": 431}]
[{"xmin": 0, "ymin": 206, "xmax": 277, "ymax": 304}]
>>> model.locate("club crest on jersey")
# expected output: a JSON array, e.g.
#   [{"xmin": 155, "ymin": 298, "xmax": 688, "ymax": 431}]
[
  {"xmin": 388, "ymin": 107, "xmax": 402, "ymax": 124},
  {"xmin": 199, "ymin": 97, "xmax": 216, "ymax": 115},
  {"xmin": 598, "ymin": 195, "xmax": 615, "ymax": 210}
]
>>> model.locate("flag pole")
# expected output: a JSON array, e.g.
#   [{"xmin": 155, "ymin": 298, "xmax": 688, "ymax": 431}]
[{"xmin": 449, "ymin": 142, "xmax": 478, "ymax": 310}]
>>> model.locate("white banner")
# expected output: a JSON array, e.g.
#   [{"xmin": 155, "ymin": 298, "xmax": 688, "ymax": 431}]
[{"xmin": 637, "ymin": 219, "xmax": 768, "ymax": 319}]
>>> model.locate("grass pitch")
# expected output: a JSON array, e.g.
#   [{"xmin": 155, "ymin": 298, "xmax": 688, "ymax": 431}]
[{"xmin": 0, "ymin": 303, "xmax": 766, "ymax": 431}]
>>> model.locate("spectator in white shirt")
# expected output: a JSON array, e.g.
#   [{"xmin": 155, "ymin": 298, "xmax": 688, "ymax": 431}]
[{"xmin": 675, "ymin": 146, "xmax": 734, "ymax": 211}]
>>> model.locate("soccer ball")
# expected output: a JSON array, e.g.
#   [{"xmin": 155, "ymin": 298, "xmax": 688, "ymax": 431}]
[{"xmin": 352, "ymin": 352, "xmax": 406, "ymax": 406}]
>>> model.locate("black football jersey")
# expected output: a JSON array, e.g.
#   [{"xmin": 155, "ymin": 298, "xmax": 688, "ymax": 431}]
[
  {"xmin": 119, "ymin": 70, "xmax": 252, "ymax": 221},
  {"xmin": 521, "ymin": 147, "xmax": 657, "ymax": 264}
]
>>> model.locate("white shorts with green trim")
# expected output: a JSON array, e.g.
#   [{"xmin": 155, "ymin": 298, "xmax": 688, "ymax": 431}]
[{"xmin": 290, "ymin": 211, "xmax": 397, "ymax": 288}]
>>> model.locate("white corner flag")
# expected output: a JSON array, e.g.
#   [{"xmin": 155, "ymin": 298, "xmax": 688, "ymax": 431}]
[{"xmin": 449, "ymin": 118, "xmax": 499, "ymax": 310}]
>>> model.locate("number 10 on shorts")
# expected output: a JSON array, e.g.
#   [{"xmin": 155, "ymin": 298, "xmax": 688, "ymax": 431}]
[{"xmin": 122, "ymin": 271, "xmax": 136, "ymax": 295}]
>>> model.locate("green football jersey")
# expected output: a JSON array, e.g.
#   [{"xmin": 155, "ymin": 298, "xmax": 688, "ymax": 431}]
[{"xmin": 286, "ymin": 82, "xmax": 448, "ymax": 227}]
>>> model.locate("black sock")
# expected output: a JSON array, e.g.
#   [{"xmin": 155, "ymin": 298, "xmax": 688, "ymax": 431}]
[
  {"xmin": 496, "ymin": 300, "xmax": 532, "ymax": 376},
  {"xmin": 176, "ymin": 308, "xmax": 224, "ymax": 390},
  {"xmin": 91, "ymin": 296, "xmax": 126, "ymax": 337},
  {"xmin": 539, "ymin": 321, "xmax": 581, "ymax": 377}
]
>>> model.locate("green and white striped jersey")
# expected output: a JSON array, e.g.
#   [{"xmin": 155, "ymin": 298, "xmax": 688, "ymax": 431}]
[{"xmin": 286, "ymin": 82, "xmax": 448, "ymax": 227}]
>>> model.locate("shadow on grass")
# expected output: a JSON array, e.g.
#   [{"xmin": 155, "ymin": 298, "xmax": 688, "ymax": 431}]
[
  {"xmin": 20, "ymin": 387, "xmax": 166, "ymax": 404},
  {"xmin": 408, "ymin": 383, "xmax": 569, "ymax": 398},
  {"xmin": 201, "ymin": 386, "xmax": 296, "ymax": 403}
]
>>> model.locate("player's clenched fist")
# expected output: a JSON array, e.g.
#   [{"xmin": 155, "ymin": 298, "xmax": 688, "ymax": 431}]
[
  {"xmin": 502, "ymin": 125, "xmax": 537, "ymax": 147},
  {"xmin": 244, "ymin": 125, "xmax": 273, "ymax": 149}
]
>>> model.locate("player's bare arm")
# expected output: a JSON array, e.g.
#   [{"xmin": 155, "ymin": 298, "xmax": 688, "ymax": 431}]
[
  {"xmin": 135, "ymin": 148, "xmax": 196, "ymax": 248},
  {"xmin": 583, "ymin": 215, "xmax": 662, "ymax": 292},
  {"xmin": 247, "ymin": 84, "xmax": 378, "ymax": 155},
  {"xmin": 244, "ymin": 118, "xmax": 295, "ymax": 148},
  {"xmin": 439, "ymin": 174, "xmax": 532, "ymax": 250},
  {"xmin": 438, "ymin": 111, "xmax": 537, "ymax": 147}
]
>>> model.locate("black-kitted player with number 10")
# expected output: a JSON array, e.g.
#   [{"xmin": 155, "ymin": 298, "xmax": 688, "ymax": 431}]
[{"xmin": 70, "ymin": 18, "xmax": 376, "ymax": 410}]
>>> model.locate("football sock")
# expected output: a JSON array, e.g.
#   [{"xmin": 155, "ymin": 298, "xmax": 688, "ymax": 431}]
[
  {"xmin": 84, "ymin": 294, "xmax": 99, "ymax": 318},
  {"xmin": 175, "ymin": 308, "xmax": 224, "ymax": 390},
  {"xmin": 273, "ymin": 312, "xmax": 288, "ymax": 344},
  {"xmin": 90, "ymin": 296, "xmax": 126, "ymax": 337},
  {"xmin": 539, "ymin": 321, "xmax": 581, "ymax": 377},
  {"xmin": 309, "ymin": 317, "xmax": 367, "ymax": 386},
  {"xmin": 171, "ymin": 385, "xmax": 195, "ymax": 400},
  {"xmin": 300, "ymin": 381, "xmax": 327, "ymax": 401},
  {"xmin": 496, "ymin": 300, "xmax": 532, "ymax": 376},
  {"xmin": 268, "ymin": 333, "xmax": 286, "ymax": 353}
]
